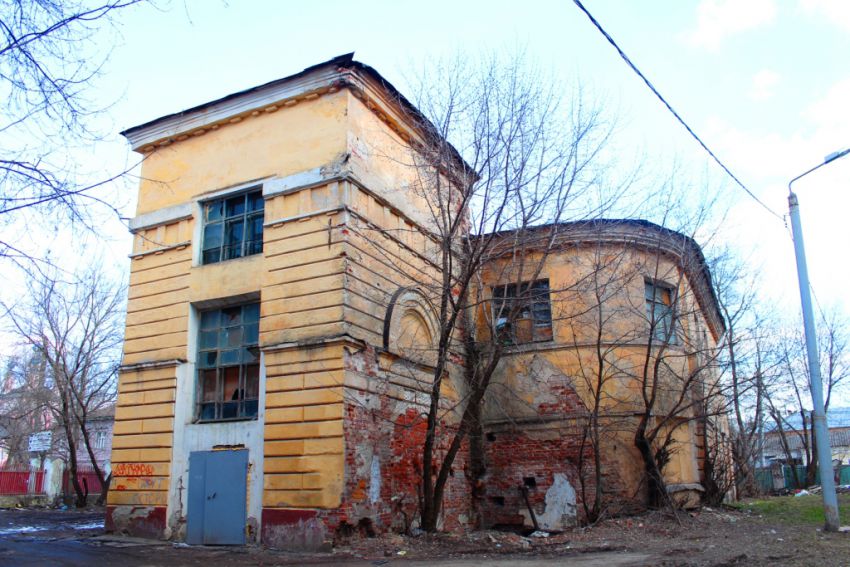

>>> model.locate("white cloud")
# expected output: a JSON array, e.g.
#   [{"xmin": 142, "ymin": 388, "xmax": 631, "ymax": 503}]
[
  {"xmin": 700, "ymin": 79, "xmax": 850, "ymax": 310},
  {"xmin": 681, "ymin": 0, "xmax": 777, "ymax": 50},
  {"xmin": 748, "ymin": 69, "xmax": 781, "ymax": 101},
  {"xmin": 800, "ymin": 0, "xmax": 850, "ymax": 32},
  {"xmin": 802, "ymin": 77, "xmax": 850, "ymax": 133}
]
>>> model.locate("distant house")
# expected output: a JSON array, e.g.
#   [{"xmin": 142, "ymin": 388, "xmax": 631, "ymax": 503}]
[
  {"xmin": 0, "ymin": 355, "xmax": 53, "ymax": 469},
  {"xmin": 71, "ymin": 408, "xmax": 115, "ymax": 472},
  {"xmin": 763, "ymin": 408, "xmax": 850, "ymax": 466}
]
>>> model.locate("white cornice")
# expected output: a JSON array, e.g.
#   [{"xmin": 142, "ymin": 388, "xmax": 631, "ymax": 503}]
[
  {"xmin": 129, "ymin": 202, "xmax": 193, "ymax": 232},
  {"xmin": 122, "ymin": 66, "xmax": 346, "ymax": 151},
  {"xmin": 119, "ymin": 358, "xmax": 186, "ymax": 373}
]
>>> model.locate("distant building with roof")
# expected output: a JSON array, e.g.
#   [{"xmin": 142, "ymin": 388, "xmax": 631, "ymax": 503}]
[{"xmin": 763, "ymin": 408, "xmax": 850, "ymax": 466}]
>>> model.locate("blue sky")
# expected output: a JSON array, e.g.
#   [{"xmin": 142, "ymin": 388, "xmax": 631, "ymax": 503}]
[{"xmin": 14, "ymin": 0, "xmax": 850, "ymax": 317}]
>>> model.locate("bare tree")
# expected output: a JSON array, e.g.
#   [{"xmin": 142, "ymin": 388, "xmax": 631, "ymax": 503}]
[
  {"xmin": 0, "ymin": 0, "xmax": 146, "ymax": 263},
  {"xmin": 356, "ymin": 53, "xmax": 622, "ymax": 531},
  {"xmin": 768, "ymin": 309, "xmax": 850, "ymax": 488},
  {"xmin": 566, "ymin": 236, "xmax": 631, "ymax": 523},
  {"xmin": 820, "ymin": 308, "xmax": 850, "ymax": 413},
  {"xmin": 3, "ymin": 263, "xmax": 124, "ymax": 506},
  {"xmin": 565, "ymin": 217, "xmax": 730, "ymax": 511},
  {"xmin": 706, "ymin": 249, "xmax": 782, "ymax": 498}
]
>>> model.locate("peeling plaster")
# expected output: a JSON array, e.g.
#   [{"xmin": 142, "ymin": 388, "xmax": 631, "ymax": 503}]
[
  {"xmin": 533, "ymin": 473, "xmax": 577, "ymax": 531},
  {"xmin": 486, "ymin": 355, "xmax": 576, "ymax": 422},
  {"xmin": 369, "ymin": 456, "xmax": 381, "ymax": 504}
]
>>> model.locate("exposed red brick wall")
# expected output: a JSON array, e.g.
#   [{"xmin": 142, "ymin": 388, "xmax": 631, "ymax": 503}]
[
  {"xmin": 327, "ymin": 397, "xmax": 472, "ymax": 538},
  {"xmin": 480, "ymin": 427, "xmax": 591, "ymax": 527},
  {"xmin": 479, "ymin": 380, "xmax": 594, "ymax": 528},
  {"xmin": 263, "ymin": 345, "xmax": 473, "ymax": 548}
]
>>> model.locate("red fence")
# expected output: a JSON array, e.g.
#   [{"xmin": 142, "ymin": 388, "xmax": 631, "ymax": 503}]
[
  {"xmin": 63, "ymin": 467, "xmax": 103, "ymax": 495},
  {"xmin": 0, "ymin": 470, "xmax": 45, "ymax": 495}
]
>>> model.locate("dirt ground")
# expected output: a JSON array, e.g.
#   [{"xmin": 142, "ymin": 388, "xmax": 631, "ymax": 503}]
[
  {"xmin": 338, "ymin": 504, "xmax": 850, "ymax": 566},
  {"xmin": 1, "ymin": 501, "xmax": 849, "ymax": 566}
]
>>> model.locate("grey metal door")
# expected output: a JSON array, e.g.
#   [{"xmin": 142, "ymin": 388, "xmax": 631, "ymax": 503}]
[{"xmin": 186, "ymin": 449, "xmax": 248, "ymax": 545}]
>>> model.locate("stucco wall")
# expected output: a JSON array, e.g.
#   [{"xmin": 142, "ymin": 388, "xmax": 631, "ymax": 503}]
[{"xmin": 480, "ymin": 234, "xmax": 722, "ymax": 516}]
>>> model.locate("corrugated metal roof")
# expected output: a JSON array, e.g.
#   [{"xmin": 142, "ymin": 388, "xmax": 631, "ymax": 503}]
[{"xmin": 764, "ymin": 427, "xmax": 850, "ymax": 454}]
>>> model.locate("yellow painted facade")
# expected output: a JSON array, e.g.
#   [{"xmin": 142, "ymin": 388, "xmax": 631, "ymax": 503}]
[
  {"xmin": 479, "ymin": 224, "xmax": 726, "ymax": 512},
  {"xmin": 109, "ymin": 56, "xmax": 464, "ymax": 545},
  {"xmin": 109, "ymin": 55, "xmax": 727, "ymax": 544}
]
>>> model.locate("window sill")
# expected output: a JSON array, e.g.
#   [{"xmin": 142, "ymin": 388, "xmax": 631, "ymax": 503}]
[
  {"xmin": 501, "ymin": 339, "xmax": 558, "ymax": 354},
  {"xmin": 194, "ymin": 416, "xmax": 259, "ymax": 425},
  {"xmin": 193, "ymin": 253, "xmax": 263, "ymax": 269}
]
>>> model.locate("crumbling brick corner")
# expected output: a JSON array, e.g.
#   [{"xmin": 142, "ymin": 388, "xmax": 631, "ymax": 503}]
[{"xmin": 105, "ymin": 505, "xmax": 167, "ymax": 539}]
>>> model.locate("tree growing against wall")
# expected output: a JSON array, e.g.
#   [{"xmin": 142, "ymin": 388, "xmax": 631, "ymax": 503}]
[
  {"xmin": 632, "ymin": 226, "xmax": 731, "ymax": 509},
  {"xmin": 3, "ymin": 264, "xmax": 124, "ymax": 506},
  {"xmin": 356, "ymin": 53, "xmax": 622, "ymax": 531},
  {"xmin": 706, "ymin": 251, "xmax": 776, "ymax": 498},
  {"xmin": 559, "ymin": 214, "xmax": 732, "ymax": 512},
  {"xmin": 562, "ymin": 226, "xmax": 648, "ymax": 522}
]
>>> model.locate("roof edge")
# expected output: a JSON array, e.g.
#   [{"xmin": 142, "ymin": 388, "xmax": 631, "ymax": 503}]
[
  {"xmin": 121, "ymin": 53, "xmax": 357, "ymax": 150},
  {"xmin": 482, "ymin": 218, "xmax": 727, "ymax": 339}
]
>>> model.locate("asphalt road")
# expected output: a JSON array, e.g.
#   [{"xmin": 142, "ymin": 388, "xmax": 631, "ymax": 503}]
[{"xmin": 0, "ymin": 508, "xmax": 653, "ymax": 566}]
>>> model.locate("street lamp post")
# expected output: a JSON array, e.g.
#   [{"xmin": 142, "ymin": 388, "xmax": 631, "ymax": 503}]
[{"xmin": 787, "ymin": 147, "xmax": 849, "ymax": 532}]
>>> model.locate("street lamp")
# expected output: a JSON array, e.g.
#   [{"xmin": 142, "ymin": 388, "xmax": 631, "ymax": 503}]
[{"xmin": 787, "ymin": 147, "xmax": 849, "ymax": 532}]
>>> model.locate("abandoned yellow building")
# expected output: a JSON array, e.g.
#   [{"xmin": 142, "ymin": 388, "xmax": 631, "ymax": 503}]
[{"xmin": 108, "ymin": 54, "xmax": 729, "ymax": 547}]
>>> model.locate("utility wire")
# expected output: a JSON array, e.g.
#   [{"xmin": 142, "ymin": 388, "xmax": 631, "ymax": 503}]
[{"xmin": 572, "ymin": 0, "xmax": 785, "ymax": 222}]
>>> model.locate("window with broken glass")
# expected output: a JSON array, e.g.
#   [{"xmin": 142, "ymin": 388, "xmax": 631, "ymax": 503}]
[
  {"xmin": 201, "ymin": 189, "xmax": 264, "ymax": 265},
  {"xmin": 197, "ymin": 303, "xmax": 260, "ymax": 421},
  {"xmin": 645, "ymin": 280, "xmax": 677, "ymax": 344},
  {"xmin": 491, "ymin": 279, "xmax": 553, "ymax": 344}
]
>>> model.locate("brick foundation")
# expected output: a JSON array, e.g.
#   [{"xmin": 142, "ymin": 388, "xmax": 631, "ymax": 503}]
[
  {"xmin": 261, "ymin": 508, "xmax": 327, "ymax": 550},
  {"xmin": 105, "ymin": 505, "xmax": 167, "ymax": 539}
]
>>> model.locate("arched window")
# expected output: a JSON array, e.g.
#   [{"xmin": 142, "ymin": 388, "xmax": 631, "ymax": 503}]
[{"xmin": 383, "ymin": 287, "xmax": 438, "ymax": 366}]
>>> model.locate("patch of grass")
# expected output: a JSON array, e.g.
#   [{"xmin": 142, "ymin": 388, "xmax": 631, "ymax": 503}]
[{"xmin": 742, "ymin": 493, "xmax": 850, "ymax": 525}]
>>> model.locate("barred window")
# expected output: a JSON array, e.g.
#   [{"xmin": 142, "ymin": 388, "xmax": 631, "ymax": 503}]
[
  {"xmin": 491, "ymin": 280, "xmax": 553, "ymax": 344},
  {"xmin": 197, "ymin": 303, "xmax": 260, "ymax": 421},
  {"xmin": 201, "ymin": 189, "xmax": 264, "ymax": 264}
]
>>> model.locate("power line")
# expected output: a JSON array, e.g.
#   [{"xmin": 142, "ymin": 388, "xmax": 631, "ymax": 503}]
[{"xmin": 571, "ymin": 0, "xmax": 785, "ymax": 222}]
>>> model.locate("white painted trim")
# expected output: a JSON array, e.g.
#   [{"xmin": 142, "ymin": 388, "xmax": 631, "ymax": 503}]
[
  {"xmin": 263, "ymin": 206, "xmax": 343, "ymax": 228},
  {"xmin": 128, "ymin": 241, "xmax": 191, "ymax": 259},
  {"xmin": 197, "ymin": 179, "xmax": 268, "ymax": 203},
  {"xmin": 262, "ymin": 168, "xmax": 326, "ymax": 198},
  {"xmin": 123, "ymin": 67, "xmax": 344, "ymax": 150},
  {"xmin": 129, "ymin": 203, "xmax": 194, "ymax": 232},
  {"xmin": 166, "ymin": 303, "xmax": 266, "ymax": 543},
  {"xmin": 191, "ymin": 200, "xmax": 204, "ymax": 267}
]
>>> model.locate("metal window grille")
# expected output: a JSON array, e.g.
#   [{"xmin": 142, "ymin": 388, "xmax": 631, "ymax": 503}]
[
  {"xmin": 196, "ymin": 303, "xmax": 261, "ymax": 421},
  {"xmin": 201, "ymin": 189, "xmax": 264, "ymax": 265}
]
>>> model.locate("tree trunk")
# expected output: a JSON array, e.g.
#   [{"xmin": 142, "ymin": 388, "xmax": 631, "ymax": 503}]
[
  {"xmin": 806, "ymin": 426, "xmax": 818, "ymax": 487},
  {"xmin": 96, "ymin": 472, "xmax": 112, "ymax": 506},
  {"xmin": 635, "ymin": 418, "xmax": 666, "ymax": 508}
]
